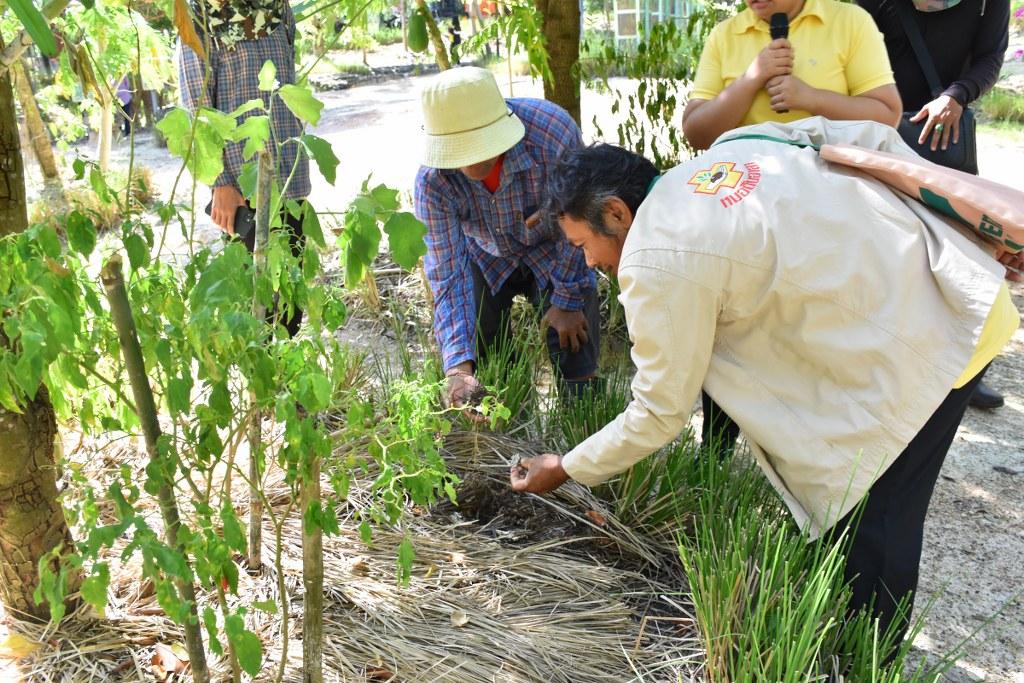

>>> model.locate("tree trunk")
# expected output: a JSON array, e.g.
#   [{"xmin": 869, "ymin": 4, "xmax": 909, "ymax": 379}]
[
  {"xmin": 0, "ymin": 62, "xmax": 28, "ymax": 237},
  {"xmin": 537, "ymin": 0, "xmax": 582, "ymax": 126},
  {"xmin": 0, "ymin": 42, "xmax": 77, "ymax": 624},
  {"xmin": 12, "ymin": 59, "xmax": 61, "ymax": 185},
  {"xmin": 0, "ymin": 388, "xmax": 78, "ymax": 621}
]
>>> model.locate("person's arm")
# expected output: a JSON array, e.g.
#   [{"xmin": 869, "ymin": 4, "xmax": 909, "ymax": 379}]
[
  {"xmin": 414, "ymin": 168, "xmax": 477, "ymax": 373},
  {"xmin": 683, "ymin": 31, "xmax": 795, "ymax": 151},
  {"xmin": 945, "ymin": 0, "xmax": 1010, "ymax": 106},
  {"xmin": 514, "ymin": 260, "xmax": 720, "ymax": 492},
  {"xmin": 178, "ymin": 38, "xmax": 244, "ymax": 230},
  {"xmin": 764, "ymin": 7, "xmax": 901, "ymax": 128},
  {"xmin": 765, "ymin": 80, "xmax": 902, "ymax": 126}
]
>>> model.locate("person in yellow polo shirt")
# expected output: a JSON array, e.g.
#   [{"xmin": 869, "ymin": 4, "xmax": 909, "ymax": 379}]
[{"xmin": 682, "ymin": 0, "xmax": 903, "ymax": 151}]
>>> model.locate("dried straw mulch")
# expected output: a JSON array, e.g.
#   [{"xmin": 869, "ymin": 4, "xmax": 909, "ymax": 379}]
[{"xmin": 2, "ymin": 431, "xmax": 703, "ymax": 682}]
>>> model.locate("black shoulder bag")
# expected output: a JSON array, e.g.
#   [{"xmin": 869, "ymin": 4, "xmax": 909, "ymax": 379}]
[{"xmin": 893, "ymin": 1, "xmax": 978, "ymax": 174}]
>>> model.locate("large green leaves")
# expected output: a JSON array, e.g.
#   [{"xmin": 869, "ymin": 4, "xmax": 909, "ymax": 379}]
[
  {"xmin": 337, "ymin": 181, "xmax": 428, "ymax": 287},
  {"xmin": 383, "ymin": 212, "xmax": 428, "ymax": 271},
  {"xmin": 300, "ymin": 134, "xmax": 338, "ymax": 185},
  {"xmin": 278, "ymin": 84, "xmax": 323, "ymax": 126}
]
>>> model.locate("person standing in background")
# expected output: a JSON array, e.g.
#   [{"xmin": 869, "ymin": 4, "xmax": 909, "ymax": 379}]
[
  {"xmin": 178, "ymin": 0, "xmax": 310, "ymax": 337},
  {"xmin": 115, "ymin": 75, "xmax": 133, "ymax": 138},
  {"xmin": 858, "ymin": 0, "xmax": 1011, "ymax": 408},
  {"xmin": 682, "ymin": 0, "xmax": 903, "ymax": 451}
]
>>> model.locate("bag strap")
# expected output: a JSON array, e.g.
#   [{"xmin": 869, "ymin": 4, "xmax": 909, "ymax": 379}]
[{"xmin": 893, "ymin": 1, "xmax": 944, "ymax": 98}]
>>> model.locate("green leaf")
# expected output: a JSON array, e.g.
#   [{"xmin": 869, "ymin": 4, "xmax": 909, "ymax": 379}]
[
  {"xmin": 370, "ymin": 185, "xmax": 400, "ymax": 212},
  {"xmin": 234, "ymin": 115, "xmax": 270, "ymax": 160},
  {"xmin": 277, "ymin": 84, "xmax": 323, "ymax": 126},
  {"xmin": 220, "ymin": 504, "xmax": 246, "ymax": 553},
  {"xmin": 72, "ymin": 158, "xmax": 86, "ymax": 179},
  {"xmin": 80, "ymin": 563, "xmax": 110, "ymax": 612},
  {"xmin": 225, "ymin": 615, "xmax": 263, "ymax": 676},
  {"xmin": 203, "ymin": 607, "xmax": 224, "ymax": 656},
  {"xmin": 124, "ymin": 234, "xmax": 149, "ymax": 271},
  {"xmin": 300, "ymin": 135, "xmax": 338, "ymax": 185},
  {"xmin": 301, "ymin": 203, "xmax": 326, "ymax": 248},
  {"xmin": 8, "ymin": 0, "xmax": 58, "ymax": 56},
  {"xmin": 340, "ymin": 210, "xmax": 381, "ymax": 288},
  {"xmin": 258, "ymin": 60, "xmax": 277, "ymax": 91},
  {"xmin": 167, "ymin": 376, "xmax": 192, "ymax": 415},
  {"xmin": 238, "ymin": 162, "xmax": 259, "ymax": 200},
  {"xmin": 252, "ymin": 599, "xmax": 278, "ymax": 614},
  {"xmin": 397, "ymin": 535, "xmax": 415, "ymax": 586},
  {"xmin": 358, "ymin": 520, "xmax": 372, "ymax": 544},
  {"xmin": 228, "ymin": 99, "xmax": 266, "ymax": 119},
  {"xmin": 65, "ymin": 211, "xmax": 97, "ymax": 257},
  {"xmin": 383, "ymin": 212, "xmax": 428, "ymax": 270},
  {"xmin": 36, "ymin": 224, "xmax": 61, "ymax": 259},
  {"xmin": 89, "ymin": 167, "xmax": 111, "ymax": 203}
]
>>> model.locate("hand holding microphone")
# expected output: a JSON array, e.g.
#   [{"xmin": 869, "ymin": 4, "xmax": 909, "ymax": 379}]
[
  {"xmin": 744, "ymin": 12, "xmax": 793, "ymax": 88},
  {"xmin": 768, "ymin": 12, "xmax": 791, "ymax": 113}
]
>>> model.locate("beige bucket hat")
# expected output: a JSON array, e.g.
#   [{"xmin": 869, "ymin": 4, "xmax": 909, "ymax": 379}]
[{"xmin": 420, "ymin": 67, "xmax": 526, "ymax": 169}]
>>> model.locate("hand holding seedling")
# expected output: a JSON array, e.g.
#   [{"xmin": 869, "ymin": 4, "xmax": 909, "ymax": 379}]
[{"xmin": 510, "ymin": 454, "xmax": 569, "ymax": 494}]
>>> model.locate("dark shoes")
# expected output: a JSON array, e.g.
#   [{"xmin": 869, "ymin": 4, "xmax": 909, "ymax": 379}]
[{"xmin": 969, "ymin": 380, "xmax": 1004, "ymax": 409}]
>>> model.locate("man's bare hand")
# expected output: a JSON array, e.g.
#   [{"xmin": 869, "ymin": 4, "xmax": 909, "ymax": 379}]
[
  {"xmin": 211, "ymin": 185, "xmax": 245, "ymax": 234},
  {"xmin": 445, "ymin": 362, "xmax": 487, "ymax": 423},
  {"xmin": 510, "ymin": 454, "xmax": 569, "ymax": 494},
  {"xmin": 541, "ymin": 306, "xmax": 588, "ymax": 353}
]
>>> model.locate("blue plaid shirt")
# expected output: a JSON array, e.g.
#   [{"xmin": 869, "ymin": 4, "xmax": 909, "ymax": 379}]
[
  {"xmin": 414, "ymin": 98, "xmax": 595, "ymax": 371},
  {"xmin": 177, "ymin": 1, "xmax": 310, "ymax": 199}
]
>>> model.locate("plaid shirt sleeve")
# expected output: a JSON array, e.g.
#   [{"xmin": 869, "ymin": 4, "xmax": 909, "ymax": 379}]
[
  {"xmin": 415, "ymin": 168, "xmax": 477, "ymax": 372},
  {"xmin": 549, "ymin": 232, "xmax": 593, "ymax": 311},
  {"xmin": 531, "ymin": 109, "xmax": 592, "ymax": 311}
]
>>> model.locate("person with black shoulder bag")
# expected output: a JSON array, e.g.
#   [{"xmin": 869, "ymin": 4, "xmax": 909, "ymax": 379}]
[{"xmin": 857, "ymin": 0, "xmax": 1011, "ymax": 408}]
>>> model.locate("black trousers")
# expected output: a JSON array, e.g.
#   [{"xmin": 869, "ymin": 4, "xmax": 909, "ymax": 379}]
[
  {"xmin": 701, "ymin": 390, "xmax": 741, "ymax": 452},
  {"xmin": 470, "ymin": 261, "xmax": 600, "ymax": 386},
  {"xmin": 828, "ymin": 369, "xmax": 985, "ymax": 648},
  {"xmin": 229, "ymin": 198, "xmax": 306, "ymax": 338}
]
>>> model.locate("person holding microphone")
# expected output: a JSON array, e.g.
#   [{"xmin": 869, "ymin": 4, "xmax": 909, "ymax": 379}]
[{"xmin": 681, "ymin": 0, "xmax": 903, "ymax": 451}]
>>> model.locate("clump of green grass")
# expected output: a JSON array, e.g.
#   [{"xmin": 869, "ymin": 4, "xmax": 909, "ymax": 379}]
[
  {"xmin": 978, "ymin": 87, "xmax": 1024, "ymax": 124},
  {"xmin": 677, "ymin": 450, "xmax": 947, "ymax": 681}
]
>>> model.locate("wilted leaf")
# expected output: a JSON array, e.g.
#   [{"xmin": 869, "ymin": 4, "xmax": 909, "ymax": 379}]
[
  {"xmin": 173, "ymin": 0, "xmax": 206, "ymax": 60},
  {"xmin": 151, "ymin": 642, "xmax": 188, "ymax": 680},
  {"xmin": 450, "ymin": 608, "xmax": 469, "ymax": 627},
  {"xmin": 0, "ymin": 633, "xmax": 42, "ymax": 659},
  {"xmin": 585, "ymin": 510, "xmax": 607, "ymax": 526},
  {"xmin": 366, "ymin": 665, "xmax": 396, "ymax": 681}
]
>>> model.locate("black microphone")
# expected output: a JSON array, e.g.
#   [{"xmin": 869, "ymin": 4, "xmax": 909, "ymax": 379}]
[
  {"xmin": 770, "ymin": 12, "xmax": 789, "ymax": 40},
  {"xmin": 769, "ymin": 12, "xmax": 790, "ymax": 113}
]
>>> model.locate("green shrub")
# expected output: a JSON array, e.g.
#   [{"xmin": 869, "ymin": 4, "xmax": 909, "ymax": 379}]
[{"xmin": 978, "ymin": 87, "xmax": 1024, "ymax": 124}]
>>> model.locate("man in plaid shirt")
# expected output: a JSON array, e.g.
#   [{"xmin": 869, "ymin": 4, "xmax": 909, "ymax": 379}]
[
  {"xmin": 415, "ymin": 67, "xmax": 600, "ymax": 410},
  {"xmin": 178, "ymin": 0, "xmax": 310, "ymax": 334}
]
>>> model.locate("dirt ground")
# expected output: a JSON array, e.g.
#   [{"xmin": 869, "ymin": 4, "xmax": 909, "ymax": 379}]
[{"xmin": 37, "ymin": 50, "xmax": 1024, "ymax": 681}]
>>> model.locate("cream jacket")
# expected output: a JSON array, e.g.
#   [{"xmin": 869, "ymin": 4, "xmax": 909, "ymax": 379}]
[{"xmin": 562, "ymin": 118, "xmax": 1010, "ymax": 538}]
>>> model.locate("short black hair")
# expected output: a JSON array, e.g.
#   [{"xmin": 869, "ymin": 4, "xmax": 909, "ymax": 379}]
[{"xmin": 545, "ymin": 144, "xmax": 660, "ymax": 236}]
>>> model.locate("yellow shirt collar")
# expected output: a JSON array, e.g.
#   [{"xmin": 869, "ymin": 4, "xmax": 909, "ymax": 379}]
[{"xmin": 730, "ymin": 0, "xmax": 828, "ymax": 34}]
